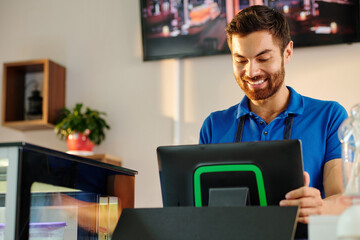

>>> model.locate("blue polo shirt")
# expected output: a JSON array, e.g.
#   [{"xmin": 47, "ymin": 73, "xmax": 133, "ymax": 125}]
[{"xmin": 199, "ymin": 87, "xmax": 348, "ymax": 197}]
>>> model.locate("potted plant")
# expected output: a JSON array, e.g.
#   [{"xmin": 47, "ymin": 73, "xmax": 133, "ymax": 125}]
[{"xmin": 54, "ymin": 103, "xmax": 110, "ymax": 153}]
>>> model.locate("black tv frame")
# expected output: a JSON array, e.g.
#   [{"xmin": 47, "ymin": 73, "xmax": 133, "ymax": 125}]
[{"xmin": 140, "ymin": 0, "xmax": 360, "ymax": 61}]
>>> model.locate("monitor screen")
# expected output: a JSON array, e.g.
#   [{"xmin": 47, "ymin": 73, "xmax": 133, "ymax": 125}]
[
  {"xmin": 267, "ymin": 0, "xmax": 360, "ymax": 48},
  {"xmin": 157, "ymin": 140, "xmax": 304, "ymax": 207},
  {"xmin": 140, "ymin": 0, "xmax": 360, "ymax": 61},
  {"xmin": 140, "ymin": 0, "xmax": 229, "ymax": 60}
]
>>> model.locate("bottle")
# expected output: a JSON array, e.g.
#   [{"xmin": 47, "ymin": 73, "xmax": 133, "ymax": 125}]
[{"xmin": 337, "ymin": 103, "xmax": 360, "ymax": 239}]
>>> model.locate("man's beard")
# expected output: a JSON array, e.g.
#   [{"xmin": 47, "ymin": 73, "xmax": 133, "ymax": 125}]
[{"xmin": 238, "ymin": 63, "xmax": 285, "ymax": 101}]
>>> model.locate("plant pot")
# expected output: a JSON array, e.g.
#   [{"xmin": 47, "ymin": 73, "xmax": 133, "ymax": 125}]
[{"xmin": 66, "ymin": 132, "xmax": 94, "ymax": 152}]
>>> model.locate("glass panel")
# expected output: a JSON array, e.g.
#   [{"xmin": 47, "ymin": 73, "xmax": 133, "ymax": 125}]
[
  {"xmin": 0, "ymin": 143, "xmax": 135, "ymax": 240},
  {"xmin": 30, "ymin": 182, "xmax": 120, "ymax": 240},
  {"xmin": 0, "ymin": 158, "xmax": 8, "ymax": 239}
]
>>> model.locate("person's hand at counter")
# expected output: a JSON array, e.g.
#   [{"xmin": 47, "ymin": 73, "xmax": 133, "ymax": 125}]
[{"xmin": 280, "ymin": 172, "xmax": 323, "ymax": 224}]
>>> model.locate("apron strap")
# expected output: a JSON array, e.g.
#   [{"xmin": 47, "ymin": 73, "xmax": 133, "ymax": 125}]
[
  {"xmin": 283, "ymin": 114, "xmax": 294, "ymax": 140},
  {"xmin": 235, "ymin": 114, "xmax": 294, "ymax": 142},
  {"xmin": 235, "ymin": 115, "xmax": 246, "ymax": 143}
]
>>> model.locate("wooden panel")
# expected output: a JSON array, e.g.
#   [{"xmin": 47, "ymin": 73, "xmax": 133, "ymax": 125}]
[
  {"xmin": 107, "ymin": 175, "xmax": 135, "ymax": 210},
  {"xmin": 42, "ymin": 60, "xmax": 49, "ymax": 123},
  {"xmin": 78, "ymin": 154, "xmax": 122, "ymax": 167},
  {"xmin": 48, "ymin": 60, "xmax": 66, "ymax": 124},
  {"xmin": 1, "ymin": 65, "xmax": 5, "ymax": 125},
  {"xmin": 4, "ymin": 66, "xmax": 25, "ymax": 121},
  {"xmin": 4, "ymin": 59, "xmax": 45, "ymax": 68},
  {"xmin": 2, "ymin": 120, "xmax": 53, "ymax": 131}
]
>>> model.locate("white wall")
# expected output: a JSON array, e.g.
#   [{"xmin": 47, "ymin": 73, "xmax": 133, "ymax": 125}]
[{"xmin": 0, "ymin": 0, "xmax": 360, "ymax": 208}]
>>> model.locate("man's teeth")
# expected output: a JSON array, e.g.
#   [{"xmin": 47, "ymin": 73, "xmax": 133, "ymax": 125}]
[{"xmin": 249, "ymin": 79, "xmax": 265, "ymax": 85}]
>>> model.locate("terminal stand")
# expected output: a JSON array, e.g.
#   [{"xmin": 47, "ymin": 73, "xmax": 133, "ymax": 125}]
[
  {"xmin": 112, "ymin": 206, "xmax": 299, "ymax": 240},
  {"xmin": 208, "ymin": 187, "xmax": 250, "ymax": 207}
]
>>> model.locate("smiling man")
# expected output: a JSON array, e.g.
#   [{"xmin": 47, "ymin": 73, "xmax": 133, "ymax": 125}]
[{"xmin": 199, "ymin": 5, "xmax": 348, "ymax": 223}]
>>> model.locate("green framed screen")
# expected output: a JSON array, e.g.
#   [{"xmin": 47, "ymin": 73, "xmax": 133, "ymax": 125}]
[{"xmin": 193, "ymin": 164, "xmax": 267, "ymax": 207}]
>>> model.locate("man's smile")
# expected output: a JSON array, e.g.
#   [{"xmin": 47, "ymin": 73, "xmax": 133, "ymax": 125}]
[{"xmin": 243, "ymin": 78, "xmax": 268, "ymax": 89}]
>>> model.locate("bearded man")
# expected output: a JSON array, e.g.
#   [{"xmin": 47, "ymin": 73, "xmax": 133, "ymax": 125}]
[{"xmin": 199, "ymin": 5, "xmax": 348, "ymax": 224}]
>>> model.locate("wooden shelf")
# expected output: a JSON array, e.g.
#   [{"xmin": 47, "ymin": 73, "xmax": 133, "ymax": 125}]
[
  {"xmin": 2, "ymin": 59, "xmax": 66, "ymax": 131},
  {"xmin": 72, "ymin": 153, "xmax": 122, "ymax": 167}
]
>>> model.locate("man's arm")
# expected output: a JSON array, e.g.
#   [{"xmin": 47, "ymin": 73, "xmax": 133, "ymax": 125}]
[
  {"xmin": 322, "ymin": 158, "xmax": 349, "ymax": 214},
  {"xmin": 280, "ymin": 159, "xmax": 349, "ymax": 224}
]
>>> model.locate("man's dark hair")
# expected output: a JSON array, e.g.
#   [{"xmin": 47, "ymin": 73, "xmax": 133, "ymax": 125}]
[{"xmin": 225, "ymin": 5, "xmax": 291, "ymax": 53}]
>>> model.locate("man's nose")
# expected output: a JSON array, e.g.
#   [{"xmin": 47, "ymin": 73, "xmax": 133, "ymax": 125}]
[{"xmin": 245, "ymin": 61, "xmax": 260, "ymax": 78}]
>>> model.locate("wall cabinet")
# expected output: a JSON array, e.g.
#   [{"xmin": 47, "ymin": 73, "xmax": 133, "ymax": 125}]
[{"xmin": 2, "ymin": 59, "xmax": 66, "ymax": 130}]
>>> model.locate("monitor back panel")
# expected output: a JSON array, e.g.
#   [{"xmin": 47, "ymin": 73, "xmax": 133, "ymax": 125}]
[{"xmin": 157, "ymin": 140, "xmax": 304, "ymax": 207}]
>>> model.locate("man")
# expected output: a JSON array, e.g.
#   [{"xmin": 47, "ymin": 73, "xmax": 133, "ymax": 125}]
[{"xmin": 199, "ymin": 5, "xmax": 348, "ymax": 224}]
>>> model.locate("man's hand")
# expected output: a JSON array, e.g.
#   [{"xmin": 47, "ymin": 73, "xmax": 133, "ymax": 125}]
[{"xmin": 279, "ymin": 172, "xmax": 323, "ymax": 224}]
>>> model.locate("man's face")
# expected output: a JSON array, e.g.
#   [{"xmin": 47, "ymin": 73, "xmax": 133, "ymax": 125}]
[{"xmin": 231, "ymin": 31, "xmax": 288, "ymax": 101}]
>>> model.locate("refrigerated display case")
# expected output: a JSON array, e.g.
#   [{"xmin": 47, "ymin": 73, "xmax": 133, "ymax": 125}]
[{"xmin": 0, "ymin": 142, "xmax": 137, "ymax": 240}]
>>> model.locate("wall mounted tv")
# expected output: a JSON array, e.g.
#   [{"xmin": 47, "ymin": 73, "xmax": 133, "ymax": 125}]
[{"xmin": 140, "ymin": 0, "xmax": 360, "ymax": 61}]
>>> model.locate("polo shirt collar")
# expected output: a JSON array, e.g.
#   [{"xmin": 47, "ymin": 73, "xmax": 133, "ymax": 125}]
[
  {"xmin": 286, "ymin": 86, "xmax": 304, "ymax": 115},
  {"xmin": 236, "ymin": 86, "xmax": 304, "ymax": 119}
]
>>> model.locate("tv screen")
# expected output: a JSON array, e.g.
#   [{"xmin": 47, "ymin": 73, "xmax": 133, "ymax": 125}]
[
  {"xmin": 140, "ymin": 0, "xmax": 360, "ymax": 61},
  {"xmin": 140, "ymin": 0, "xmax": 229, "ymax": 60},
  {"xmin": 267, "ymin": 0, "xmax": 360, "ymax": 47}
]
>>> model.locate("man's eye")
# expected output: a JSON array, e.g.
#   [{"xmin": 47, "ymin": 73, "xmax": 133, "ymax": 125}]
[
  {"xmin": 258, "ymin": 59, "xmax": 269, "ymax": 62},
  {"xmin": 235, "ymin": 58, "xmax": 247, "ymax": 64}
]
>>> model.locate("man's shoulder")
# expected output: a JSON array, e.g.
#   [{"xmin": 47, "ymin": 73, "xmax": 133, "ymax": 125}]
[
  {"xmin": 200, "ymin": 103, "xmax": 240, "ymax": 144},
  {"xmin": 301, "ymin": 95, "xmax": 348, "ymax": 119},
  {"xmin": 207, "ymin": 103, "xmax": 240, "ymax": 120},
  {"xmin": 302, "ymin": 95, "xmax": 345, "ymax": 111}
]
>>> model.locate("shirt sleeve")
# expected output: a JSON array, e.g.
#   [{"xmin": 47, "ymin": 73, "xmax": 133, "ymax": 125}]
[
  {"xmin": 199, "ymin": 115, "xmax": 212, "ymax": 144},
  {"xmin": 325, "ymin": 102, "xmax": 348, "ymax": 162}
]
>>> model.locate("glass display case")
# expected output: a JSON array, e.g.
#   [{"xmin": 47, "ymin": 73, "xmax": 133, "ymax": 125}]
[{"xmin": 0, "ymin": 142, "xmax": 137, "ymax": 240}]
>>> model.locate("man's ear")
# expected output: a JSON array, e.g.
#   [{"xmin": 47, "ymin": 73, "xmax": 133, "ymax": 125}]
[{"xmin": 283, "ymin": 41, "xmax": 293, "ymax": 64}]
